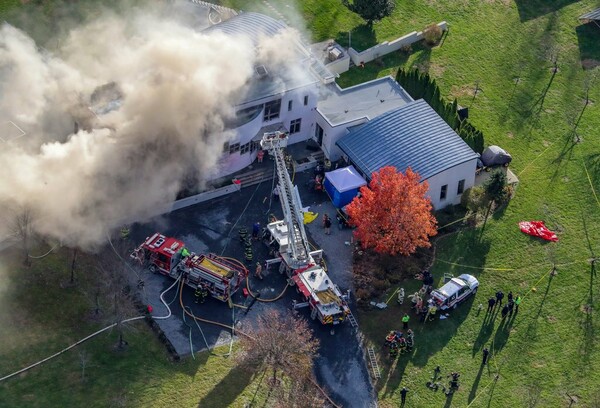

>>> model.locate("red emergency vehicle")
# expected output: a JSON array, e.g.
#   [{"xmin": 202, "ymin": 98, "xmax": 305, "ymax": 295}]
[{"xmin": 132, "ymin": 233, "xmax": 247, "ymax": 302}]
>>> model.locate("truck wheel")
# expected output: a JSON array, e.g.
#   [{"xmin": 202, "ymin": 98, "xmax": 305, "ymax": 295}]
[{"xmin": 149, "ymin": 264, "xmax": 157, "ymax": 274}]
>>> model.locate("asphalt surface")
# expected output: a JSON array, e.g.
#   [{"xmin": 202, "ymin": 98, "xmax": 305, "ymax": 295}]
[{"xmin": 129, "ymin": 164, "xmax": 375, "ymax": 407}]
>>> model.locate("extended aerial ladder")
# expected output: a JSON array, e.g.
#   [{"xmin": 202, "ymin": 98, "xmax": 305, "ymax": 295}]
[{"xmin": 260, "ymin": 131, "xmax": 350, "ymax": 325}]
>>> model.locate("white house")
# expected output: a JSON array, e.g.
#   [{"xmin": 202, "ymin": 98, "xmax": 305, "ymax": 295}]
[
  {"xmin": 203, "ymin": 12, "xmax": 334, "ymax": 177},
  {"xmin": 336, "ymin": 99, "xmax": 479, "ymax": 209},
  {"xmin": 204, "ymin": 12, "xmax": 479, "ymax": 210},
  {"xmin": 315, "ymin": 76, "xmax": 413, "ymax": 161}
]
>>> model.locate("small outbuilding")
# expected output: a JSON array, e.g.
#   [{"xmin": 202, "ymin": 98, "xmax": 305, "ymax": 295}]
[{"xmin": 324, "ymin": 165, "xmax": 367, "ymax": 208}]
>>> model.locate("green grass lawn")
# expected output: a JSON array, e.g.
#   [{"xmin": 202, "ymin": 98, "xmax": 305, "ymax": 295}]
[
  {"xmin": 0, "ymin": 246, "xmax": 276, "ymax": 408},
  {"xmin": 2, "ymin": 0, "xmax": 600, "ymax": 407},
  {"xmin": 329, "ymin": 0, "xmax": 600, "ymax": 407}
]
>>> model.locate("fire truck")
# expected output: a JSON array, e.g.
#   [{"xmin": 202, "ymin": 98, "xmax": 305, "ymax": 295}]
[
  {"xmin": 131, "ymin": 233, "xmax": 247, "ymax": 302},
  {"xmin": 261, "ymin": 131, "xmax": 350, "ymax": 325}
]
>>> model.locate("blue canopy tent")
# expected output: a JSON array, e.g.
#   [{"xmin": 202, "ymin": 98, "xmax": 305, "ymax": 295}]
[{"xmin": 324, "ymin": 165, "xmax": 367, "ymax": 208}]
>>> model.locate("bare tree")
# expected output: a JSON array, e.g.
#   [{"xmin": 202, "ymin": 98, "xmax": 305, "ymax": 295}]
[
  {"xmin": 8, "ymin": 204, "xmax": 36, "ymax": 266},
  {"xmin": 96, "ymin": 250, "xmax": 138, "ymax": 349},
  {"xmin": 271, "ymin": 379, "xmax": 327, "ymax": 408},
  {"xmin": 239, "ymin": 310, "xmax": 319, "ymax": 385},
  {"xmin": 69, "ymin": 247, "xmax": 79, "ymax": 285}
]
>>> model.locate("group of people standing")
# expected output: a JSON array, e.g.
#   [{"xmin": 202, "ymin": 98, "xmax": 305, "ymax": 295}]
[
  {"xmin": 486, "ymin": 290, "xmax": 522, "ymax": 319},
  {"xmin": 384, "ymin": 328, "xmax": 415, "ymax": 358}
]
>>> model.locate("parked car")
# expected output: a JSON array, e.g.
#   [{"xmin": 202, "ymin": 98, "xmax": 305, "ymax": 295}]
[
  {"xmin": 429, "ymin": 274, "xmax": 479, "ymax": 310},
  {"xmin": 481, "ymin": 145, "xmax": 512, "ymax": 167}
]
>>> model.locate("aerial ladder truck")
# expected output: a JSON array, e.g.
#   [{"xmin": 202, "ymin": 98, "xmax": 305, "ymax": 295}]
[{"xmin": 260, "ymin": 131, "xmax": 350, "ymax": 325}]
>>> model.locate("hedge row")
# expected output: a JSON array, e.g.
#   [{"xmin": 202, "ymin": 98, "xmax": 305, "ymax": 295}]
[{"xmin": 396, "ymin": 69, "xmax": 484, "ymax": 154}]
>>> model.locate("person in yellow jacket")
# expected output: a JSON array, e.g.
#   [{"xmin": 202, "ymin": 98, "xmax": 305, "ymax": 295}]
[
  {"xmin": 402, "ymin": 313, "xmax": 410, "ymax": 329},
  {"xmin": 428, "ymin": 303, "xmax": 437, "ymax": 321}
]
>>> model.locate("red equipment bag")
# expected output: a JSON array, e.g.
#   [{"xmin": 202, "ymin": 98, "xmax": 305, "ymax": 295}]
[{"xmin": 518, "ymin": 221, "xmax": 558, "ymax": 242}]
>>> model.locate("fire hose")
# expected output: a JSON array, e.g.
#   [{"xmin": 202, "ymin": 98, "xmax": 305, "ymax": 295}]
[{"xmin": 0, "ymin": 274, "xmax": 182, "ymax": 383}]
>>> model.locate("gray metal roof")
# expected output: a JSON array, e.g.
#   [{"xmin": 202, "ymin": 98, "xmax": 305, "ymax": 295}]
[
  {"xmin": 317, "ymin": 77, "xmax": 413, "ymax": 126},
  {"xmin": 580, "ymin": 8, "xmax": 600, "ymax": 21},
  {"xmin": 203, "ymin": 12, "xmax": 324, "ymax": 105},
  {"xmin": 203, "ymin": 12, "xmax": 287, "ymax": 44},
  {"xmin": 336, "ymin": 99, "xmax": 478, "ymax": 181}
]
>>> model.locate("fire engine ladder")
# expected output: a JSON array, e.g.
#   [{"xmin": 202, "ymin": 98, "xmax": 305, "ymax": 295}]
[
  {"xmin": 261, "ymin": 132, "xmax": 311, "ymax": 270},
  {"xmin": 367, "ymin": 347, "xmax": 381, "ymax": 379}
]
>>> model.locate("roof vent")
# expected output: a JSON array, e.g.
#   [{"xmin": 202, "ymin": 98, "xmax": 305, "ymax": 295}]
[{"xmin": 255, "ymin": 65, "xmax": 269, "ymax": 79}]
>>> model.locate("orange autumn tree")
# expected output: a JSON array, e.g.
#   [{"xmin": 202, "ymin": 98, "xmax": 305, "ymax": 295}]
[{"xmin": 346, "ymin": 166, "xmax": 437, "ymax": 255}]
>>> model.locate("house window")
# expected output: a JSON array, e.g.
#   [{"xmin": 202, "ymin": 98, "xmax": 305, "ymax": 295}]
[
  {"xmin": 223, "ymin": 142, "xmax": 230, "ymax": 154},
  {"xmin": 229, "ymin": 143, "xmax": 240, "ymax": 154},
  {"xmin": 304, "ymin": 95, "xmax": 309, "ymax": 106},
  {"xmin": 240, "ymin": 143, "xmax": 250, "ymax": 154},
  {"xmin": 440, "ymin": 184, "xmax": 448, "ymax": 200},
  {"xmin": 264, "ymin": 99, "xmax": 281, "ymax": 121},
  {"xmin": 288, "ymin": 100, "xmax": 293, "ymax": 111},
  {"xmin": 251, "ymin": 141, "xmax": 261, "ymax": 152},
  {"xmin": 457, "ymin": 179, "xmax": 465, "ymax": 195},
  {"xmin": 290, "ymin": 118, "xmax": 302, "ymax": 134}
]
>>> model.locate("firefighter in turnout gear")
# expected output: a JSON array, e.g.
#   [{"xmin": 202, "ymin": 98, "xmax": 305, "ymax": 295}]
[
  {"xmin": 120, "ymin": 225, "xmax": 130, "ymax": 240},
  {"xmin": 194, "ymin": 285, "xmax": 208, "ymax": 304},
  {"xmin": 244, "ymin": 245, "xmax": 253, "ymax": 264}
]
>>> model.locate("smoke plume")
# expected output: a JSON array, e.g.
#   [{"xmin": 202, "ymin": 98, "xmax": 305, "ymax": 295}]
[{"xmin": 0, "ymin": 4, "xmax": 302, "ymax": 249}]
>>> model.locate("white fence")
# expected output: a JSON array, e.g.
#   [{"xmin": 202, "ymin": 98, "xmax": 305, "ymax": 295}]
[
  {"xmin": 169, "ymin": 182, "xmax": 242, "ymax": 212},
  {"xmin": 346, "ymin": 21, "xmax": 447, "ymax": 69}
]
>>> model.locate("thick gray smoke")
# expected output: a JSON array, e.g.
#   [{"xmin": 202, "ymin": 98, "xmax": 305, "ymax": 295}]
[{"xmin": 0, "ymin": 7, "xmax": 302, "ymax": 249}]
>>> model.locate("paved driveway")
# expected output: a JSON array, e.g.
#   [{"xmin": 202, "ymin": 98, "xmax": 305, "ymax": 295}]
[{"xmin": 130, "ymin": 168, "xmax": 375, "ymax": 407}]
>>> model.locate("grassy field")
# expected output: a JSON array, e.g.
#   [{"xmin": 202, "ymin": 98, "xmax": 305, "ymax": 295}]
[
  {"xmin": 0, "ymin": 246, "xmax": 276, "ymax": 408},
  {"xmin": 1, "ymin": 0, "xmax": 600, "ymax": 407},
  {"xmin": 326, "ymin": 0, "xmax": 600, "ymax": 407}
]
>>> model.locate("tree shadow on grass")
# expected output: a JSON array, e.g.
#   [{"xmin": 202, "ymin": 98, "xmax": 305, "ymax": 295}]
[
  {"xmin": 514, "ymin": 0, "xmax": 581, "ymax": 22},
  {"xmin": 578, "ymin": 210, "xmax": 597, "ymax": 367},
  {"xmin": 549, "ymin": 129, "xmax": 579, "ymax": 183},
  {"xmin": 578, "ymin": 261, "xmax": 596, "ymax": 367},
  {"xmin": 196, "ymin": 364, "xmax": 256, "ymax": 408},
  {"xmin": 504, "ymin": 13, "xmax": 560, "ymax": 135},
  {"xmin": 432, "ymin": 229, "xmax": 491, "ymax": 278},
  {"xmin": 585, "ymin": 153, "xmax": 600, "ymax": 188},
  {"xmin": 335, "ymin": 23, "xmax": 377, "ymax": 51},
  {"xmin": 576, "ymin": 22, "xmax": 600, "ymax": 70},
  {"xmin": 336, "ymin": 42, "xmax": 426, "ymax": 88},
  {"xmin": 518, "ymin": 272, "xmax": 555, "ymax": 347}
]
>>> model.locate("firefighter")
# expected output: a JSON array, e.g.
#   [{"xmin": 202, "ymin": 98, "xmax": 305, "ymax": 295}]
[
  {"xmin": 384, "ymin": 330, "xmax": 396, "ymax": 347},
  {"xmin": 255, "ymin": 262, "xmax": 263, "ymax": 280},
  {"xmin": 406, "ymin": 329, "xmax": 415, "ymax": 351},
  {"xmin": 389, "ymin": 341, "xmax": 399, "ymax": 358},
  {"xmin": 120, "ymin": 225, "xmax": 130, "ymax": 240},
  {"xmin": 194, "ymin": 285, "xmax": 208, "ymax": 304},
  {"xmin": 428, "ymin": 302, "xmax": 437, "ymax": 321},
  {"xmin": 239, "ymin": 227, "xmax": 249, "ymax": 242},
  {"xmin": 398, "ymin": 336, "xmax": 408, "ymax": 354},
  {"xmin": 245, "ymin": 246, "xmax": 253, "ymax": 264}
]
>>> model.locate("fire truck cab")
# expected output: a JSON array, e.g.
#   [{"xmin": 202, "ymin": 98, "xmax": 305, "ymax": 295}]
[
  {"xmin": 132, "ymin": 233, "xmax": 246, "ymax": 302},
  {"xmin": 292, "ymin": 268, "xmax": 349, "ymax": 325}
]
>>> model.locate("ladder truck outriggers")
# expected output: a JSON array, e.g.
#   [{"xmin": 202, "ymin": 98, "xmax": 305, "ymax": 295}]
[{"xmin": 261, "ymin": 131, "xmax": 350, "ymax": 325}]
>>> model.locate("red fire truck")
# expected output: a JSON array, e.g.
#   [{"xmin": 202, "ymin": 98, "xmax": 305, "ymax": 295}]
[{"xmin": 132, "ymin": 232, "xmax": 247, "ymax": 302}]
